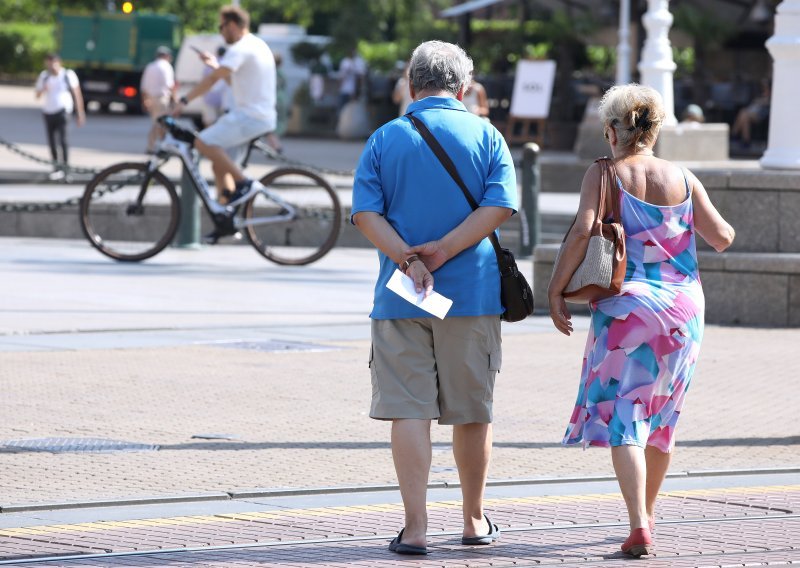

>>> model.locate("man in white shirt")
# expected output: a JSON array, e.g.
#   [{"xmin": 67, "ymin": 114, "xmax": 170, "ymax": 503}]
[
  {"xmin": 173, "ymin": 5, "xmax": 276, "ymax": 242},
  {"xmin": 338, "ymin": 48, "xmax": 367, "ymax": 110},
  {"xmin": 34, "ymin": 53, "xmax": 85, "ymax": 180},
  {"xmin": 140, "ymin": 46, "xmax": 176, "ymax": 153}
]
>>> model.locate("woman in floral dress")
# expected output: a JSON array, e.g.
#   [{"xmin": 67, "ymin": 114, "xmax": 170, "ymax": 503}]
[{"xmin": 548, "ymin": 84, "xmax": 735, "ymax": 557}]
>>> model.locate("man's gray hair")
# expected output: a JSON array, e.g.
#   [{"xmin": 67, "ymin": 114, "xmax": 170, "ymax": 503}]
[{"xmin": 408, "ymin": 40, "xmax": 473, "ymax": 96}]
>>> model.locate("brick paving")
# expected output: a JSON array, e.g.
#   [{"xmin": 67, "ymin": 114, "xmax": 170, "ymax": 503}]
[
  {"xmin": 1, "ymin": 325, "xmax": 799, "ymax": 508},
  {"xmin": 1, "ymin": 485, "xmax": 797, "ymax": 565}
]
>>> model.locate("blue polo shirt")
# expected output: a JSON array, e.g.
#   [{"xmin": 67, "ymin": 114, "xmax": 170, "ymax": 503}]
[{"xmin": 352, "ymin": 96, "xmax": 517, "ymax": 319}]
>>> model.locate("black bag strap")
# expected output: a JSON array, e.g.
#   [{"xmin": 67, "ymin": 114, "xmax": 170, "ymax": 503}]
[{"xmin": 406, "ymin": 112, "xmax": 509, "ymax": 270}]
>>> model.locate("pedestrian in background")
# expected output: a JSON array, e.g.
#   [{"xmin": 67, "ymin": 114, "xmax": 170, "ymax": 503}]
[
  {"xmin": 337, "ymin": 47, "xmax": 366, "ymax": 111},
  {"xmin": 549, "ymin": 84, "xmax": 735, "ymax": 558},
  {"xmin": 140, "ymin": 46, "xmax": 176, "ymax": 154},
  {"xmin": 463, "ymin": 76, "xmax": 490, "ymax": 119},
  {"xmin": 391, "ymin": 61, "xmax": 413, "ymax": 117},
  {"xmin": 264, "ymin": 51, "xmax": 287, "ymax": 154},
  {"xmin": 732, "ymin": 79, "xmax": 771, "ymax": 148},
  {"xmin": 352, "ymin": 40, "xmax": 517, "ymax": 556},
  {"xmin": 201, "ymin": 46, "xmax": 233, "ymax": 127},
  {"xmin": 680, "ymin": 103, "xmax": 705, "ymax": 125},
  {"xmin": 34, "ymin": 53, "xmax": 85, "ymax": 180}
]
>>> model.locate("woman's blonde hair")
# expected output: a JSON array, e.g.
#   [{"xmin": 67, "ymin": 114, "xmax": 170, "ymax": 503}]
[{"xmin": 598, "ymin": 83, "xmax": 665, "ymax": 150}]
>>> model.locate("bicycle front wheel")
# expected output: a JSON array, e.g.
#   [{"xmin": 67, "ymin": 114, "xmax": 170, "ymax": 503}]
[
  {"xmin": 80, "ymin": 162, "xmax": 180, "ymax": 262},
  {"xmin": 243, "ymin": 168, "xmax": 341, "ymax": 266}
]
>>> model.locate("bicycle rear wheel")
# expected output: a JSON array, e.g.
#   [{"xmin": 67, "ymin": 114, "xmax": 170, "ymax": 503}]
[
  {"xmin": 243, "ymin": 168, "xmax": 341, "ymax": 266},
  {"xmin": 80, "ymin": 162, "xmax": 180, "ymax": 262}
]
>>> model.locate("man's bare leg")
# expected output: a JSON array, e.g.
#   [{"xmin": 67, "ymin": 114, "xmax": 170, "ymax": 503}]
[
  {"xmin": 453, "ymin": 423, "xmax": 492, "ymax": 538},
  {"xmin": 210, "ymin": 161, "xmax": 235, "ymax": 202},
  {"xmin": 391, "ymin": 419, "xmax": 431, "ymax": 549},
  {"xmin": 194, "ymin": 137, "xmax": 246, "ymax": 189}
]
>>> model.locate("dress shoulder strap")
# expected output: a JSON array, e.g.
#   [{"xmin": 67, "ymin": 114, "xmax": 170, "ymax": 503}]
[{"xmin": 681, "ymin": 168, "xmax": 692, "ymax": 199}]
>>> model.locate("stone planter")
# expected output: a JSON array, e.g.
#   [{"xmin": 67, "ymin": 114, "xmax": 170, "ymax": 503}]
[{"xmin": 533, "ymin": 166, "xmax": 800, "ymax": 327}]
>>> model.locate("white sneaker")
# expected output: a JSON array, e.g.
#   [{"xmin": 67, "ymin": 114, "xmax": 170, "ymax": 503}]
[{"xmin": 48, "ymin": 169, "xmax": 65, "ymax": 181}]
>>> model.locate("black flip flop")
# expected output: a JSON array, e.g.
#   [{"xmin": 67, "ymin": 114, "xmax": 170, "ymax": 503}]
[
  {"xmin": 461, "ymin": 514, "xmax": 501, "ymax": 545},
  {"xmin": 388, "ymin": 528, "xmax": 428, "ymax": 555}
]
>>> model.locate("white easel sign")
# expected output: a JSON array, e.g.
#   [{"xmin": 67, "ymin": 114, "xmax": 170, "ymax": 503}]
[{"xmin": 509, "ymin": 60, "xmax": 557, "ymax": 119}]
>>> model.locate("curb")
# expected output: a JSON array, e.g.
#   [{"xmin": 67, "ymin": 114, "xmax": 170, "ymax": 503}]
[{"xmin": 3, "ymin": 466, "xmax": 799, "ymax": 514}]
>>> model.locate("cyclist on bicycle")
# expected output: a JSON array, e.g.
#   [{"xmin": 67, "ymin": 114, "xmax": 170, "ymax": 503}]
[{"xmin": 172, "ymin": 5, "xmax": 276, "ymax": 243}]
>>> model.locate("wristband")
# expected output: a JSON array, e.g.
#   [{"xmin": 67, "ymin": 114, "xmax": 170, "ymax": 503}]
[
  {"xmin": 179, "ymin": 96, "xmax": 189, "ymax": 105},
  {"xmin": 400, "ymin": 255, "xmax": 420, "ymax": 272}
]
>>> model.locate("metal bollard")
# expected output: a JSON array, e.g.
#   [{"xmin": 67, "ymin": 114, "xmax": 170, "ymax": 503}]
[
  {"xmin": 519, "ymin": 142, "xmax": 541, "ymax": 257},
  {"xmin": 174, "ymin": 150, "xmax": 201, "ymax": 248}
]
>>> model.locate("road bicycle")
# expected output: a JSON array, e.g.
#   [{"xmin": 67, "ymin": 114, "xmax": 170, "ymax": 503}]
[{"xmin": 79, "ymin": 116, "xmax": 342, "ymax": 265}]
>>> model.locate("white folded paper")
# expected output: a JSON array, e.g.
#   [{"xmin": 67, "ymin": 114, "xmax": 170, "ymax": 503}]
[{"xmin": 386, "ymin": 269, "xmax": 453, "ymax": 319}]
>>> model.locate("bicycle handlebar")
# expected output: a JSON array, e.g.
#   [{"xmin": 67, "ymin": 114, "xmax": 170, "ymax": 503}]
[{"xmin": 157, "ymin": 115, "xmax": 197, "ymax": 143}]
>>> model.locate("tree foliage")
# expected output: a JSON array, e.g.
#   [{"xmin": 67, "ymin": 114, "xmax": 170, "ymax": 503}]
[{"xmin": 1, "ymin": 0, "xmax": 596, "ymax": 81}]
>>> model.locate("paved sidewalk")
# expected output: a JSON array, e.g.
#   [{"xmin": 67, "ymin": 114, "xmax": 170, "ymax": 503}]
[
  {"xmin": 2, "ymin": 480, "xmax": 798, "ymax": 565},
  {"xmin": 1, "ymin": 238, "xmax": 798, "ymax": 511}
]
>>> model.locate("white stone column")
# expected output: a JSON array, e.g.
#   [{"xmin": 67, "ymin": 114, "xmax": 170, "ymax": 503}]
[
  {"xmin": 638, "ymin": 0, "xmax": 677, "ymax": 125},
  {"xmin": 616, "ymin": 0, "xmax": 632, "ymax": 85},
  {"xmin": 761, "ymin": 0, "xmax": 800, "ymax": 169}
]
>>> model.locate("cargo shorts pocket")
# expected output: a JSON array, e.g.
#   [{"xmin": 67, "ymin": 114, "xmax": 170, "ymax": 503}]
[
  {"xmin": 484, "ymin": 349, "xmax": 502, "ymax": 402},
  {"xmin": 369, "ymin": 344, "xmax": 379, "ymax": 397}
]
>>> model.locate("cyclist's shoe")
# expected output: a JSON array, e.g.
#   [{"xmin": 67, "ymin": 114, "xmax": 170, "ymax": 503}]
[
  {"xmin": 204, "ymin": 213, "xmax": 238, "ymax": 245},
  {"xmin": 203, "ymin": 227, "xmax": 239, "ymax": 245},
  {"xmin": 226, "ymin": 178, "xmax": 265, "ymax": 208},
  {"xmin": 202, "ymin": 230, "xmax": 224, "ymax": 245}
]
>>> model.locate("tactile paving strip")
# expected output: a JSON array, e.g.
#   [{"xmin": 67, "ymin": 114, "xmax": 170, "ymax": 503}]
[
  {"xmin": 0, "ymin": 438, "xmax": 158, "ymax": 454},
  {"xmin": 1, "ymin": 485, "xmax": 798, "ymax": 566}
]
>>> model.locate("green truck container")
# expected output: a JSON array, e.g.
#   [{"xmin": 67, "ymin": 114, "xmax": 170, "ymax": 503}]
[{"xmin": 57, "ymin": 11, "xmax": 180, "ymax": 113}]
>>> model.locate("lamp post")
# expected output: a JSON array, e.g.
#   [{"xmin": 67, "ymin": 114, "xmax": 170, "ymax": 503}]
[
  {"xmin": 616, "ymin": 0, "xmax": 632, "ymax": 85},
  {"xmin": 761, "ymin": 0, "xmax": 800, "ymax": 169},
  {"xmin": 638, "ymin": 0, "xmax": 677, "ymax": 125}
]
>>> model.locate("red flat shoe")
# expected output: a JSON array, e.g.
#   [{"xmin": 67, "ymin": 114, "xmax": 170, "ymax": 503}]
[{"xmin": 621, "ymin": 527, "xmax": 653, "ymax": 557}]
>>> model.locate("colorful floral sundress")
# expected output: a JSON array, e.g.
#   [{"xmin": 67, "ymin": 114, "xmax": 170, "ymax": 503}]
[{"xmin": 562, "ymin": 174, "xmax": 703, "ymax": 453}]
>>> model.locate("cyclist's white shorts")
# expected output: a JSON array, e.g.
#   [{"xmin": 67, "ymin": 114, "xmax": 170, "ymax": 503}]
[{"xmin": 198, "ymin": 110, "xmax": 273, "ymax": 163}]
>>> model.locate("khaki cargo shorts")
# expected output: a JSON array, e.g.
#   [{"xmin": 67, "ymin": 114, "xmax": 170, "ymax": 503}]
[{"xmin": 369, "ymin": 316, "xmax": 502, "ymax": 425}]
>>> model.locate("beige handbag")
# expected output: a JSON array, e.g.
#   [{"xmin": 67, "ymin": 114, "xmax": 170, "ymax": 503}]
[{"xmin": 552, "ymin": 158, "xmax": 627, "ymax": 304}]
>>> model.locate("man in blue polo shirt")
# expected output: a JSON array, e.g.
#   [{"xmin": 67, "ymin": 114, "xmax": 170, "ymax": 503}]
[{"xmin": 352, "ymin": 40, "xmax": 517, "ymax": 555}]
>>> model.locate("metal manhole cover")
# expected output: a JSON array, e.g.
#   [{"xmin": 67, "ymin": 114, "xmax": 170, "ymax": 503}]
[
  {"xmin": 0, "ymin": 438, "xmax": 159, "ymax": 453},
  {"xmin": 209, "ymin": 339, "xmax": 340, "ymax": 353}
]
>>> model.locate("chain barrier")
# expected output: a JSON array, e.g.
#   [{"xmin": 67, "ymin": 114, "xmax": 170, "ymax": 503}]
[
  {"xmin": 251, "ymin": 140, "xmax": 355, "ymax": 177},
  {"xmin": 0, "ymin": 134, "xmax": 101, "ymax": 213},
  {"xmin": 0, "ymin": 171, "xmax": 143, "ymax": 214},
  {"xmin": 0, "ymin": 135, "xmax": 101, "ymax": 175},
  {"xmin": 0, "ymin": 196, "xmax": 82, "ymax": 214},
  {"xmin": 0, "ymin": 134, "xmax": 354, "ymax": 214}
]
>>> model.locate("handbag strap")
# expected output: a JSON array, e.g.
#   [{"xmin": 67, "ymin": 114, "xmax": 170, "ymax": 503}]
[
  {"xmin": 406, "ymin": 112, "xmax": 508, "ymax": 269},
  {"xmin": 595, "ymin": 157, "xmax": 621, "ymax": 223},
  {"xmin": 557, "ymin": 157, "xmax": 621, "ymax": 245}
]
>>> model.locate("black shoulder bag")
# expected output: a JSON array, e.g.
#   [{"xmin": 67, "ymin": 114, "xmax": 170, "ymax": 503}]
[{"xmin": 407, "ymin": 113, "xmax": 533, "ymax": 322}]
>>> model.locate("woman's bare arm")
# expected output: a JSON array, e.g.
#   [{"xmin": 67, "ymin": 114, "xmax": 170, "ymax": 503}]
[
  {"xmin": 547, "ymin": 162, "xmax": 603, "ymax": 335},
  {"xmin": 687, "ymin": 170, "xmax": 735, "ymax": 252}
]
